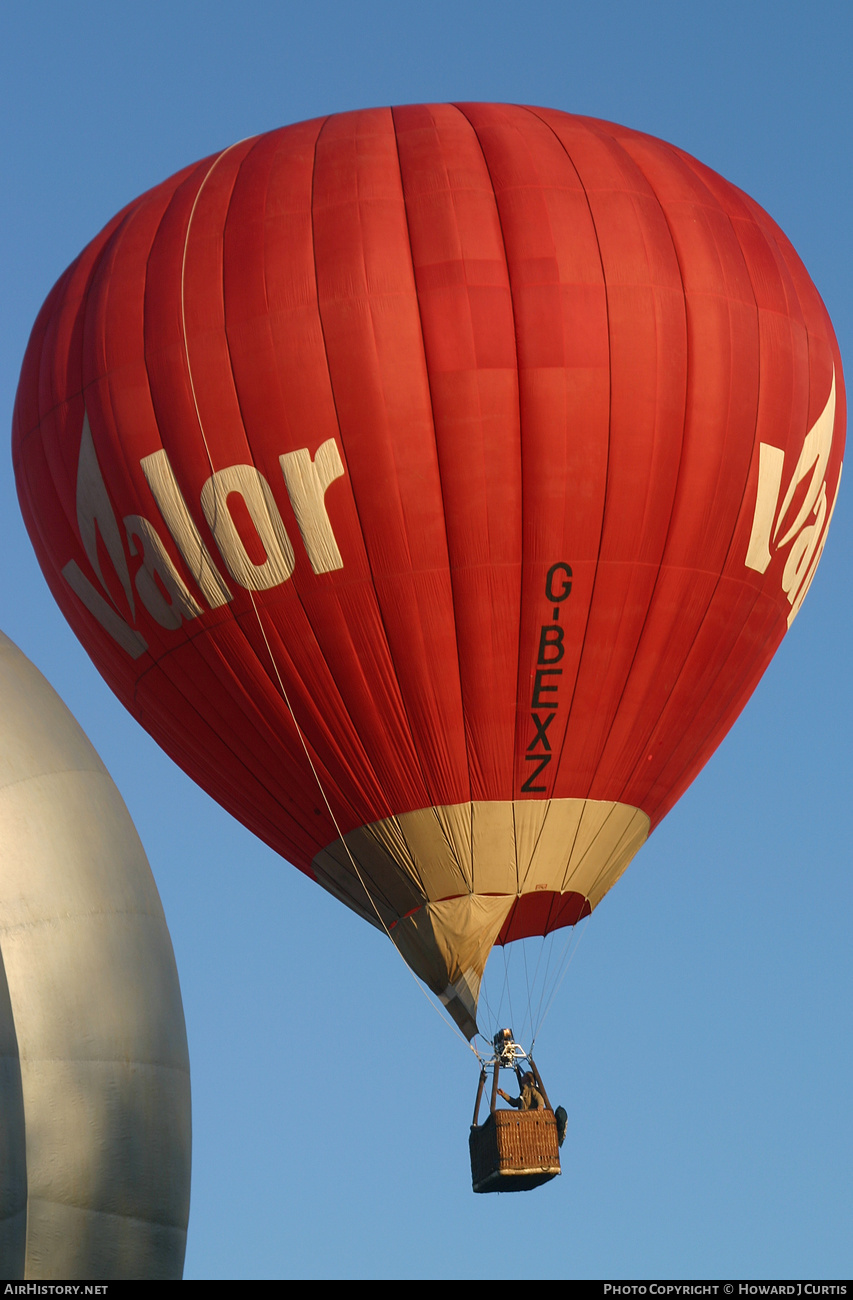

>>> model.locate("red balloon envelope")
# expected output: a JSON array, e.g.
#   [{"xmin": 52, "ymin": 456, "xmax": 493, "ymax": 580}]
[{"xmin": 13, "ymin": 105, "xmax": 845, "ymax": 1037}]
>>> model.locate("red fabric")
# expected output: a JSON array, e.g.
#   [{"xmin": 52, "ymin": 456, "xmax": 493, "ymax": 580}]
[
  {"xmin": 497, "ymin": 892, "xmax": 591, "ymax": 946},
  {"xmin": 13, "ymin": 105, "xmax": 845, "ymax": 921}
]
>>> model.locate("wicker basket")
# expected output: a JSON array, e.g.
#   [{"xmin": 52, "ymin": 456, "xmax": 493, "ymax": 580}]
[{"xmin": 469, "ymin": 1109, "xmax": 561, "ymax": 1194}]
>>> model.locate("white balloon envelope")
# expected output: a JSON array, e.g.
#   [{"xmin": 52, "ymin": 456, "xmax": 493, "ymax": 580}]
[{"xmin": 0, "ymin": 631, "xmax": 190, "ymax": 1279}]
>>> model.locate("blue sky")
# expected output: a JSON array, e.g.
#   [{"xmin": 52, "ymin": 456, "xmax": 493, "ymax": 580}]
[{"xmin": 2, "ymin": 1, "xmax": 851, "ymax": 1280}]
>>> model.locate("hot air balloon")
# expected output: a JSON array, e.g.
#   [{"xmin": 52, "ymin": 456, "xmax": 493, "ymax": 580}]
[
  {"xmin": 0, "ymin": 631, "xmax": 190, "ymax": 1277},
  {"xmin": 12, "ymin": 104, "xmax": 844, "ymax": 1079}
]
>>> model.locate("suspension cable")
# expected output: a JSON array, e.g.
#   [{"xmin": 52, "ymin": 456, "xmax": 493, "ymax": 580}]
[{"xmin": 179, "ymin": 148, "xmax": 468, "ymax": 1046}]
